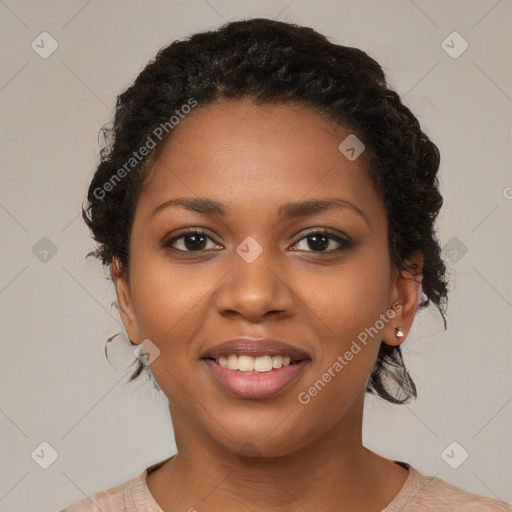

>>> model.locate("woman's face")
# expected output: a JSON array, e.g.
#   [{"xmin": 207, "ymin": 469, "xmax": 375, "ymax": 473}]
[{"xmin": 114, "ymin": 98, "xmax": 420, "ymax": 457}]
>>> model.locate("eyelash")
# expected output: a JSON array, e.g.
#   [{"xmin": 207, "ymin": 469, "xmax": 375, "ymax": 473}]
[{"xmin": 162, "ymin": 228, "xmax": 352, "ymax": 255}]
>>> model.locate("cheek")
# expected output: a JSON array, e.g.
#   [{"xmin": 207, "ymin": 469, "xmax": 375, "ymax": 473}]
[
  {"xmin": 128, "ymin": 253, "xmax": 209, "ymax": 399},
  {"xmin": 303, "ymin": 255, "xmax": 390, "ymax": 339},
  {"xmin": 298, "ymin": 254, "xmax": 390, "ymax": 402},
  {"xmin": 129, "ymin": 249, "xmax": 210, "ymax": 339}
]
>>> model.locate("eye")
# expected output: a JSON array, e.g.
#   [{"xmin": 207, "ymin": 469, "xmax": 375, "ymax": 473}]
[
  {"xmin": 291, "ymin": 230, "xmax": 352, "ymax": 253},
  {"xmin": 162, "ymin": 228, "xmax": 352, "ymax": 254},
  {"xmin": 162, "ymin": 228, "xmax": 222, "ymax": 252}
]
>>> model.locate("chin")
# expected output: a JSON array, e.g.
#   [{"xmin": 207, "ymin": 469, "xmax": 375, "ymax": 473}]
[{"xmin": 212, "ymin": 423, "xmax": 311, "ymax": 460}]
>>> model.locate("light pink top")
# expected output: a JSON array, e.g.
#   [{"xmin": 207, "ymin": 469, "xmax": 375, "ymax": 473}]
[{"xmin": 61, "ymin": 459, "xmax": 512, "ymax": 511}]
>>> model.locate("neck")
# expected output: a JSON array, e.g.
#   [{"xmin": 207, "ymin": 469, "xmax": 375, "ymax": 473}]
[{"xmin": 146, "ymin": 394, "xmax": 408, "ymax": 511}]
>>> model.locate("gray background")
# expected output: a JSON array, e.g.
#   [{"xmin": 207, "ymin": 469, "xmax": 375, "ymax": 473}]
[{"xmin": 0, "ymin": 1, "xmax": 511, "ymax": 510}]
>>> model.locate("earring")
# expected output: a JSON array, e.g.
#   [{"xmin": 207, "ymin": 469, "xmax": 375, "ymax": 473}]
[{"xmin": 395, "ymin": 327, "xmax": 404, "ymax": 338}]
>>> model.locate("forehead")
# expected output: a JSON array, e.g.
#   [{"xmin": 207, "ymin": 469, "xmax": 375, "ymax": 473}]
[{"xmin": 136, "ymin": 98, "xmax": 385, "ymax": 227}]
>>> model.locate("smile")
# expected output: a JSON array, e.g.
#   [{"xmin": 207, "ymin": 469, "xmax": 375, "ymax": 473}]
[{"xmin": 203, "ymin": 357, "xmax": 309, "ymax": 399}]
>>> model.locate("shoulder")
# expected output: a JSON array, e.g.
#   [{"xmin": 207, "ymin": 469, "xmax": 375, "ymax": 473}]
[
  {"xmin": 60, "ymin": 457, "xmax": 172, "ymax": 511},
  {"xmin": 59, "ymin": 470, "xmax": 155, "ymax": 512},
  {"xmin": 387, "ymin": 464, "xmax": 512, "ymax": 511}
]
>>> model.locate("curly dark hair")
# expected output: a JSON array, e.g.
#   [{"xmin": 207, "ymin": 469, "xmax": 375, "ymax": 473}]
[{"xmin": 82, "ymin": 18, "xmax": 449, "ymax": 405}]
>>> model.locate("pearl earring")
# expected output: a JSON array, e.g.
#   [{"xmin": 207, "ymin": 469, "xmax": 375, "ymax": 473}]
[{"xmin": 395, "ymin": 327, "xmax": 404, "ymax": 338}]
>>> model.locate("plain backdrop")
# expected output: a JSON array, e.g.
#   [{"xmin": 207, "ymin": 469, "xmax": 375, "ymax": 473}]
[{"xmin": 0, "ymin": 1, "xmax": 511, "ymax": 510}]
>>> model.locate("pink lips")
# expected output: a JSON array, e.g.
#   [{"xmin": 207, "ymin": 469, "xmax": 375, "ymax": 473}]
[
  {"xmin": 204, "ymin": 359, "xmax": 309, "ymax": 399},
  {"xmin": 201, "ymin": 337, "xmax": 310, "ymax": 399}
]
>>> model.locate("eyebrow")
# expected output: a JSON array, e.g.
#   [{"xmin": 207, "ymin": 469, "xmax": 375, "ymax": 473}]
[{"xmin": 150, "ymin": 197, "xmax": 369, "ymax": 226}]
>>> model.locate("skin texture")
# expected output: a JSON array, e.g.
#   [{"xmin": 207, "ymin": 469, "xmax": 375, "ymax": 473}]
[{"xmin": 112, "ymin": 98, "xmax": 424, "ymax": 511}]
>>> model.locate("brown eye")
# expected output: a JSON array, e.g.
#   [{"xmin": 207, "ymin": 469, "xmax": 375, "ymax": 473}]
[
  {"xmin": 291, "ymin": 230, "xmax": 352, "ymax": 253},
  {"xmin": 163, "ymin": 229, "xmax": 222, "ymax": 252}
]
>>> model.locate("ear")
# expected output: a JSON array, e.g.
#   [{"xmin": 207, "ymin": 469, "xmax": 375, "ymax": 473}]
[
  {"xmin": 111, "ymin": 257, "xmax": 141, "ymax": 345},
  {"xmin": 384, "ymin": 251, "xmax": 424, "ymax": 347}
]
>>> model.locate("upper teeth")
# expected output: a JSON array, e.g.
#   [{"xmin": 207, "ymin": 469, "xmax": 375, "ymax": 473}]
[{"xmin": 217, "ymin": 354, "xmax": 292, "ymax": 372}]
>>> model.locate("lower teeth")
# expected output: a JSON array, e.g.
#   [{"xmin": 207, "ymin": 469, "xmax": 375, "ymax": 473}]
[{"xmin": 238, "ymin": 370, "xmax": 272, "ymax": 374}]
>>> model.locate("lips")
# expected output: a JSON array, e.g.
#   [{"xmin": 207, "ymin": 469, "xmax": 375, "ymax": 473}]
[{"xmin": 201, "ymin": 337, "xmax": 311, "ymax": 399}]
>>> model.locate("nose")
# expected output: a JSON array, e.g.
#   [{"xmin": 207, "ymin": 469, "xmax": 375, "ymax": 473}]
[{"xmin": 214, "ymin": 243, "xmax": 295, "ymax": 322}]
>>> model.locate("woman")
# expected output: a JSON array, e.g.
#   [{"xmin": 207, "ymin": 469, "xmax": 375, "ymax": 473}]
[{"xmin": 62, "ymin": 17, "xmax": 512, "ymax": 512}]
